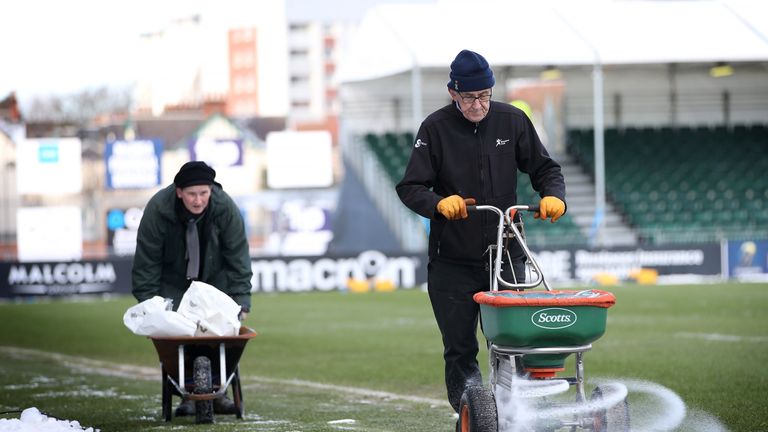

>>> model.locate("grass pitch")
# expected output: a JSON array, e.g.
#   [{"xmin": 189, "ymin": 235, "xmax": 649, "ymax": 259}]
[{"xmin": 0, "ymin": 282, "xmax": 766, "ymax": 431}]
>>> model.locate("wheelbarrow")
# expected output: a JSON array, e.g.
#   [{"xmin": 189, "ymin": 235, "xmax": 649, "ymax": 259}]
[
  {"xmin": 458, "ymin": 204, "xmax": 629, "ymax": 432},
  {"xmin": 150, "ymin": 326, "xmax": 257, "ymax": 424}
]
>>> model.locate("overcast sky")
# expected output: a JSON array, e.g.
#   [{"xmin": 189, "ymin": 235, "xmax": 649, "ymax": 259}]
[
  {"xmin": 0, "ymin": 0, "xmax": 436, "ymax": 105},
  {"xmin": 2, "ymin": 0, "xmax": 200, "ymax": 99},
  {"xmin": 286, "ymin": 0, "xmax": 434, "ymax": 22}
]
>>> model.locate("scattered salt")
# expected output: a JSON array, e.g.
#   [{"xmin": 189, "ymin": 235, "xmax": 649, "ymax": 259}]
[
  {"xmin": 0, "ymin": 407, "xmax": 99, "ymax": 432},
  {"xmin": 327, "ymin": 418, "xmax": 356, "ymax": 424}
]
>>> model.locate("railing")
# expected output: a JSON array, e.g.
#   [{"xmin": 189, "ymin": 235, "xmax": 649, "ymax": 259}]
[
  {"xmin": 342, "ymin": 134, "xmax": 427, "ymax": 252},
  {"xmin": 638, "ymin": 227, "xmax": 768, "ymax": 245}
]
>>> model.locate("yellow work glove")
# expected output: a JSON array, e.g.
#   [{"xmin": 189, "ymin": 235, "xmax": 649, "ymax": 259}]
[
  {"xmin": 437, "ymin": 196, "xmax": 476, "ymax": 220},
  {"xmin": 535, "ymin": 196, "xmax": 565, "ymax": 223}
]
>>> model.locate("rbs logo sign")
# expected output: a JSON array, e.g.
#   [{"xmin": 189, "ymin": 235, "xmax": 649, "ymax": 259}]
[{"xmin": 531, "ymin": 308, "xmax": 578, "ymax": 329}]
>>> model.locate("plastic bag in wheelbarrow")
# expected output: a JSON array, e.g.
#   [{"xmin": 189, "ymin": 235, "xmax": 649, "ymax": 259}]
[
  {"xmin": 123, "ymin": 296, "xmax": 197, "ymax": 337},
  {"xmin": 177, "ymin": 281, "xmax": 241, "ymax": 337},
  {"xmin": 124, "ymin": 281, "xmax": 241, "ymax": 337}
]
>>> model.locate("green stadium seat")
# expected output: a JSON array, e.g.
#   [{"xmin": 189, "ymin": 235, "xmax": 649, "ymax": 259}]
[{"xmin": 566, "ymin": 123, "xmax": 768, "ymax": 244}]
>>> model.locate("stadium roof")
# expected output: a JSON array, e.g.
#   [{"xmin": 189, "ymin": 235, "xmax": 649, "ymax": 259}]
[{"xmin": 338, "ymin": 0, "xmax": 768, "ymax": 83}]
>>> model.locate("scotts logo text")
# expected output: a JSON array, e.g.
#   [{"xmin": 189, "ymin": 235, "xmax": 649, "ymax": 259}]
[{"xmin": 531, "ymin": 308, "xmax": 578, "ymax": 329}]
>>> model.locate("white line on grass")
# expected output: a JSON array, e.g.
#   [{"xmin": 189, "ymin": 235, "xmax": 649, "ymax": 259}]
[
  {"xmin": 240, "ymin": 377, "xmax": 447, "ymax": 407},
  {"xmin": 674, "ymin": 332, "xmax": 768, "ymax": 343},
  {"xmin": 0, "ymin": 346, "xmax": 449, "ymax": 408}
]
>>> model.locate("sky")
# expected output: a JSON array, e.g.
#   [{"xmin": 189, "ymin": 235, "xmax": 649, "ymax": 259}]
[
  {"xmin": 0, "ymin": 0, "xmax": 435, "ymax": 105},
  {"xmin": 1, "ymin": 1, "xmax": 206, "ymax": 99}
]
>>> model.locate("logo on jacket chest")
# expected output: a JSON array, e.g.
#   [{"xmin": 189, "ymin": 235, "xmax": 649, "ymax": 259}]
[
  {"xmin": 496, "ymin": 138, "xmax": 510, "ymax": 147},
  {"xmin": 415, "ymin": 139, "xmax": 428, "ymax": 148}
]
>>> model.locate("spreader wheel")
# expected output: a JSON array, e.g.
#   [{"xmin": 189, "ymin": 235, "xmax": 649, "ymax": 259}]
[
  {"xmin": 193, "ymin": 356, "xmax": 214, "ymax": 424},
  {"xmin": 458, "ymin": 386, "xmax": 498, "ymax": 432},
  {"xmin": 590, "ymin": 385, "xmax": 630, "ymax": 432}
]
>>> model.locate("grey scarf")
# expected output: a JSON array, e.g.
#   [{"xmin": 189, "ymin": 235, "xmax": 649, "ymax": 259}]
[{"xmin": 185, "ymin": 215, "xmax": 203, "ymax": 280}]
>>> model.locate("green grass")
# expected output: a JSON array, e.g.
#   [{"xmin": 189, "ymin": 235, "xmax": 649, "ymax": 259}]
[{"xmin": 1, "ymin": 282, "xmax": 767, "ymax": 431}]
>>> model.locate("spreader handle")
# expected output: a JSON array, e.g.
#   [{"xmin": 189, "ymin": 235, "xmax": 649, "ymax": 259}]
[
  {"xmin": 467, "ymin": 204, "xmax": 539, "ymax": 213},
  {"xmin": 467, "ymin": 205, "xmax": 549, "ymax": 291}
]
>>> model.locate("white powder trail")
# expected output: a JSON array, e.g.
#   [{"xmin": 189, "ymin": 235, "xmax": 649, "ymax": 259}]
[
  {"xmin": 0, "ymin": 346, "xmax": 449, "ymax": 407},
  {"xmin": 616, "ymin": 378, "xmax": 687, "ymax": 431},
  {"xmin": 493, "ymin": 375, "xmax": 729, "ymax": 432},
  {"xmin": 1, "ymin": 346, "xmax": 731, "ymax": 430},
  {"xmin": 674, "ymin": 332, "xmax": 768, "ymax": 343}
]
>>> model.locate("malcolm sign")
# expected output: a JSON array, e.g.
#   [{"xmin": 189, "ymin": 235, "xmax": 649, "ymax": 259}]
[{"xmin": 1, "ymin": 259, "xmax": 133, "ymax": 297}]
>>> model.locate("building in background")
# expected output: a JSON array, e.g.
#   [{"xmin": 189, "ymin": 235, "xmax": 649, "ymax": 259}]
[
  {"xmin": 285, "ymin": 21, "xmax": 351, "ymax": 142},
  {"xmin": 133, "ymin": 2, "xmax": 289, "ymax": 119},
  {"xmin": 228, "ymin": 27, "xmax": 259, "ymax": 117}
]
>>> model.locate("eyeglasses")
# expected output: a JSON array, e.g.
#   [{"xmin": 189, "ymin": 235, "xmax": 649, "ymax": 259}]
[{"xmin": 458, "ymin": 92, "xmax": 492, "ymax": 104}]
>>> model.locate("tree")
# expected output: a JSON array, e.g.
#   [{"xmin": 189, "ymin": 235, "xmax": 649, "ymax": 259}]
[{"xmin": 23, "ymin": 86, "xmax": 132, "ymax": 125}]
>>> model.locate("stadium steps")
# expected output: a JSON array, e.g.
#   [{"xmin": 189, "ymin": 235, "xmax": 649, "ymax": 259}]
[
  {"xmin": 343, "ymin": 133, "xmax": 427, "ymax": 252},
  {"xmin": 553, "ymin": 153, "xmax": 639, "ymax": 247},
  {"xmin": 566, "ymin": 124, "xmax": 768, "ymax": 244}
]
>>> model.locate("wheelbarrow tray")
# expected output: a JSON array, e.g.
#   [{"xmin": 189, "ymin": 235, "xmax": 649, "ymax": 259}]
[
  {"xmin": 150, "ymin": 326, "xmax": 257, "ymax": 384},
  {"xmin": 149, "ymin": 326, "xmax": 257, "ymax": 421}
]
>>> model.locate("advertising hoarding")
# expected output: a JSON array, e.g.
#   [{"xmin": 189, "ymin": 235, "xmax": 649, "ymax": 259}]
[
  {"xmin": 726, "ymin": 240, "xmax": 768, "ymax": 281},
  {"xmin": 105, "ymin": 139, "xmax": 163, "ymax": 189},
  {"xmin": 16, "ymin": 138, "xmax": 82, "ymax": 194}
]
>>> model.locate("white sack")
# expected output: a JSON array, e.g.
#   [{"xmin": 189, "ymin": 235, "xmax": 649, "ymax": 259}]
[
  {"xmin": 123, "ymin": 296, "xmax": 196, "ymax": 337},
  {"xmin": 177, "ymin": 281, "xmax": 241, "ymax": 337}
]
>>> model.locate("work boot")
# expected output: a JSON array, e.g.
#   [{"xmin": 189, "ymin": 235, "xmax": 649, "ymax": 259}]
[
  {"xmin": 174, "ymin": 399, "xmax": 195, "ymax": 416},
  {"xmin": 213, "ymin": 393, "xmax": 237, "ymax": 414}
]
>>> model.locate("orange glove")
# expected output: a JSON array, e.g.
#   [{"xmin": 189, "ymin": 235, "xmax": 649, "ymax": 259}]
[
  {"xmin": 437, "ymin": 196, "xmax": 476, "ymax": 220},
  {"xmin": 535, "ymin": 196, "xmax": 565, "ymax": 223}
]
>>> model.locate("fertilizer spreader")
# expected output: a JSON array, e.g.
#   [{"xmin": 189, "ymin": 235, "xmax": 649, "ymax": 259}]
[{"xmin": 458, "ymin": 205, "xmax": 629, "ymax": 432}]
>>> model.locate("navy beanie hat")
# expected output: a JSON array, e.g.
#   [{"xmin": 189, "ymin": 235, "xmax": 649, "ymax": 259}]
[
  {"xmin": 447, "ymin": 49, "xmax": 495, "ymax": 92},
  {"xmin": 174, "ymin": 161, "xmax": 216, "ymax": 188}
]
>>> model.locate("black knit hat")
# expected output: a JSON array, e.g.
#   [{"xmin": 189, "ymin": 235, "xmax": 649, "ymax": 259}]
[
  {"xmin": 174, "ymin": 161, "xmax": 216, "ymax": 188},
  {"xmin": 447, "ymin": 49, "xmax": 495, "ymax": 92}
]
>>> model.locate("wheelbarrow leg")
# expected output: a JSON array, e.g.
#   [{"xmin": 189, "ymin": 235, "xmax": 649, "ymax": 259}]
[
  {"xmin": 232, "ymin": 366, "xmax": 244, "ymax": 419},
  {"xmin": 161, "ymin": 367, "xmax": 172, "ymax": 422}
]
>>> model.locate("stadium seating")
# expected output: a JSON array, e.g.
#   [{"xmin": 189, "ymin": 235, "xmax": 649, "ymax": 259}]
[
  {"xmin": 362, "ymin": 132, "xmax": 587, "ymax": 247},
  {"xmin": 363, "ymin": 132, "xmax": 413, "ymax": 183},
  {"xmin": 567, "ymin": 124, "xmax": 768, "ymax": 244}
]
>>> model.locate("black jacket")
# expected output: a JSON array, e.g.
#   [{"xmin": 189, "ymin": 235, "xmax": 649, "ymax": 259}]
[{"xmin": 396, "ymin": 101, "xmax": 566, "ymax": 265}]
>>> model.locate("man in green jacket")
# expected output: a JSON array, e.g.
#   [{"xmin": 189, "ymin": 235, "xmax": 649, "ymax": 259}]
[{"xmin": 132, "ymin": 160, "xmax": 252, "ymax": 416}]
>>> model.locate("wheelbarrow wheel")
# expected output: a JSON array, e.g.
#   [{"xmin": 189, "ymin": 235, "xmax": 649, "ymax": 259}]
[
  {"xmin": 161, "ymin": 368, "xmax": 172, "ymax": 422},
  {"xmin": 590, "ymin": 385, "xmax": 630, "ymax": 432},
  {"xmin": 458, "ymin": 386, "xmax": 498, "ymax": 432},
  {"xmin": 194, "ymin": 356, "xmax": 214, "ymax": 424},
  {"xmin": 232, "ymin": 367, "xmax": 244, "ymax": 419}
]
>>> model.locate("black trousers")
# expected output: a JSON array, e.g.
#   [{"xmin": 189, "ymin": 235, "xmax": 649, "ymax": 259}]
[{"xmin": 427, "ymin": 254, "xmax": 525, "ymax": 412}]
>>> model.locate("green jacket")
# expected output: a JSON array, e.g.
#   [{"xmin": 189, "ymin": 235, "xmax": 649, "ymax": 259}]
[{"xmin": 131, "ymin": 184, "xmax": 252, "ymax": 311}]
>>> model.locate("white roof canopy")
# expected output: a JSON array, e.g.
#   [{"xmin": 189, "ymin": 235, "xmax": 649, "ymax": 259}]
[{"xmin": 338, "ymin": 0, "xmax": 768, "ymax": 83}]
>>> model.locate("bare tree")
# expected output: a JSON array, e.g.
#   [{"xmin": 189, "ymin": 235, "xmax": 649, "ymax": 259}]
[{"xmin": 24, "ymin": 86, "xmax": 132, "ymax": 125}]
